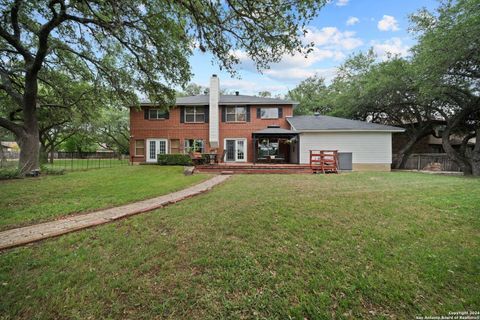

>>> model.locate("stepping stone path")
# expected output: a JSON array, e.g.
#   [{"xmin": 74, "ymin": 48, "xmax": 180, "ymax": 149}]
[{"xmin": 0, "ymin": 175, "xmax": 230, "ymax": 251}]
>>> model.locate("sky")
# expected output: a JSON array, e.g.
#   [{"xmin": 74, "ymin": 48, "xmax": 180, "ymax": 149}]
[{"xmin": 187, "ymin": 0, "xmax": 440, "ymax": 96}]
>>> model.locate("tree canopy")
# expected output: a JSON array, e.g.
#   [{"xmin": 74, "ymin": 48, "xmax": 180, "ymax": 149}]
[{"xmin": 0, "ymin": 0, "xmax": 326, "ymax": 174}]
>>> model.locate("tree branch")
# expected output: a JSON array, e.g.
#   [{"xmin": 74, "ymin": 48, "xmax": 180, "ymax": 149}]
[{"xmin": 0, "ymin": 116, "xmax": 24, "ymax": 136}]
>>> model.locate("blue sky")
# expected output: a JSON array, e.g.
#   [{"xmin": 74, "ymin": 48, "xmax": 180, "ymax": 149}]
[{"xmin": 187, "ymin": 0, "xmax": 439, "ymax": 96}]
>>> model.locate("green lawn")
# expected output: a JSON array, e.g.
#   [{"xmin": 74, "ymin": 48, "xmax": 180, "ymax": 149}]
[
  {"xmin": 0, "ymin": 165, "xmax": 211, "ymax": 231},
  {"xmin": 1, "ymin": 172, "xmax": 479, "ymax": 319}
]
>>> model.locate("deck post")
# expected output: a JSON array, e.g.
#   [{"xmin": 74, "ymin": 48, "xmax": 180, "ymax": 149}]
[{"xmin": 253, "ymin": 138, "xmax": 256, "ymax": 164}]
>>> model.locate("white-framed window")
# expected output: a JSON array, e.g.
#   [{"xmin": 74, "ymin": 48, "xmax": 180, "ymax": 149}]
[
  {"xmin": 148, "ymin": 109, "xmax": 168, "ymax": 119},
  {"xmin": 226, "ymin": 106, "xmax": 246, "ymax": 122},
  {"xmin": 184, "ymin": 139, "xmax": 204, "ymax": 153},
  {"xmin": 260, "ymin": 108, "xmax": 279, "ymax": 119},
  {"xmin": 134, "ymin": 140, "xmax": 145, "ymax": 156},
  {"xmin": 185, "ymin": 106, "xmax": 205, "ymax": 123}
]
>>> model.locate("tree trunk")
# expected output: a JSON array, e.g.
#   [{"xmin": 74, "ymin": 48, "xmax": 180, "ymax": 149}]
[
  {"xmin": 0, "ymin": 145, "xmax": 6, "ymax": 168},
  {"xmin": 442, "ymin": 126, "xmax": 472, "ymax": 176},
  {"xmin": 49, "ymin": 148, "xmax": 55, "ymax": 164},
  {"xmin": 470, "ymin": 130, "xmax": 480, "ymax": 176},
  {"xmin": 393, "ymin": 124, "xmax": 433, "ymax": 169},
  {"xmin": 16, "ymin": 128, "xmax": 40, "ymax": 175},
  {"xmin": 17, "ymin": 72, "xmax": 41, "ymax": 176},
  {"xmin": 39, "ymin": 143, "xmax": 48, "ymax": 164}
]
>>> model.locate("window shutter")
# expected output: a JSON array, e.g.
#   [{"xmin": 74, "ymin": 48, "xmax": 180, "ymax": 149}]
[
  {"xmin": 221, "ymin": 106, "xmax": 226, "ymax": 122},
  {"xmin": 278, "ymin": 107, "xmax": 283, "ymax": 118},
  {"xmin": 144, "ymin": 108, "xmax": 149, "ymax": 120},
  {"xmin": 204, "ymin": 106, "xmax": 209, "ymax": 123},
  {"xmin": 180, "ymin": 107, "xmax": 184, "ymax": 123},
  {"xmin": 246, "ymin": 106, "xmax": 251, "ymax": 122},
  {"xmin": 256, "ymin": 107, "xmax": 261, "ymax": 119}
]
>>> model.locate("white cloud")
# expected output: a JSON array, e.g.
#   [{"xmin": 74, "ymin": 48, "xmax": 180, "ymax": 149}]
[
  {"xmin": 377, "ymin": 15, "xmax": 400, "ymax": 32},
  {"xmin": 336, "ymin": 0, "xmax": 349, "ymax": 6},
  {"xmin": 346, "ymin": 17, "xmax": 360, "ymax": 26},
  {"xmin": 264, "ymin": 67, "xmax": 338, "ymax": 83},
  {"xmin": 372, "ymin": 38, "xmax": 410, "ymax": 60},
  {"xmin": 220, "ymin": 79, "xmax": 289, "ymax": 95},
  {"xmin": 232, "ymin": 47, "xmax": 345, "ymax": 72},
  {"xmin": 304, "ymin": 27, "xmax": 363, "ymax": 50}
]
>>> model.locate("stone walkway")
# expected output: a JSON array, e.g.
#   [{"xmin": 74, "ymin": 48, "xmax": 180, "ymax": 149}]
[{"xmin": 0, "ymin": 175, "xmax": 231, "ymax": 251}]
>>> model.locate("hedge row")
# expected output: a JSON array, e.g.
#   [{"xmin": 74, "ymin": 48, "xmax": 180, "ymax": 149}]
[
  {"xmin": 157, "ymin": 154, "xmax": 215, "ymax": 165},
  {"xmin": 157, "ymin": 154, "xmax": 193, "ymax": 165}
]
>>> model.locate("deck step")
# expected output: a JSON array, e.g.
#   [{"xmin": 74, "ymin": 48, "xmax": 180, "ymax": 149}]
[{"xmin": 221, "ymin": 170, "xmax": 235, "ymax": 175}]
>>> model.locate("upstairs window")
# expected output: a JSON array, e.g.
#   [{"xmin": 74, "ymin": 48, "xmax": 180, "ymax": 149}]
[
  {"xmin": 226, "ymin": 106, "xmax": 246, "ymax": 122},
  {"xmin": 145, "ymin": 108, "xmax": 169, "ymax": 120},
  {"xmin": 260, "ymin": 108, "xmax": 280, "ymax": 119},
  {"xmin": 185, "ymin": 106, "xmax": 205, "ymax": 123}
]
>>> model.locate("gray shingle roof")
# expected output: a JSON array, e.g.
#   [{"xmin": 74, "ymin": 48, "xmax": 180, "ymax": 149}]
[
  {"xmin": 287, "ymin": 115, "xmax": 405, "ymax": 132},
  {"xmin": 140, "ymin": 94, "xmax": 297, "ymax": 106}
]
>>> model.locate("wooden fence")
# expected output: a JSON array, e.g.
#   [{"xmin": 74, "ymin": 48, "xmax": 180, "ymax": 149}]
[{"xmin": 393, "ymin": 153, "xmax": 461, "ymax": 172}]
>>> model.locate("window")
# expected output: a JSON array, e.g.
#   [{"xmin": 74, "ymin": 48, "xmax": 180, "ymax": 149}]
[
  {"xmin": 260, "ymin": 108, "xmax": 279, "ymax": 119},
  {"xmin": 135, "ymin": 140, "xmax": 145, "ymax": 156},
  {"xmin": 226, "ymin": 106, "xmax": 246, "ymax": 122},
  {"xmin": 184, "ymin": 106, "xmax": 205, "ymax": 123},
  {"xmin": 148, "ymin": 109, "xmax": 168, "ymax": 119},
  {"xmin": 184, "ymin": 139, "xmax": 204, "ymax": 153},
  {"xmin": 170, "ymin": 139, "xmax": 181, "ymax": 154}
]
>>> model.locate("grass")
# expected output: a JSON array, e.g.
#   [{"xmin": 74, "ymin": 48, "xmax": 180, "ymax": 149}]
[
  {"xmin": 0, "ymin": 165, "xmax": 211, "ymax": 231},
  {"xmin": 0, "ymin": 172, "xmax": 479, "ymax": 319}
]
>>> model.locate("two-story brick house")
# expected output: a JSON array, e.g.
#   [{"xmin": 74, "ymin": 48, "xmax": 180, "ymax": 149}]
[{"xmin": 130, "ymin": 75, "xmax": 404, "ymax": 171}]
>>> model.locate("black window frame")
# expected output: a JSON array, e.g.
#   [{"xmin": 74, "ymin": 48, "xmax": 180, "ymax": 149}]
[
  {"xmin": 184, "ymin": 106, "xmax": 206, "ymax": 123},
  {"xmin": 225, "ymin": 106, "xmax": 247, "ymax": 122}
]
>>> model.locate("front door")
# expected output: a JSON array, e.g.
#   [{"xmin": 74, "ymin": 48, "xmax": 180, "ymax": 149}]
[
  {"xmin": 146, "ymin": 139, "xmax": 168, "ymax": 163},
  {"xmin": 224, "ymin": 139, "xmax": 247, "ymax": 162}
]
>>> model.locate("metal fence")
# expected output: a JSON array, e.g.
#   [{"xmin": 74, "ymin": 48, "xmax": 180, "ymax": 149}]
[
  {"xmin": 393, "ymin": 153, "xmax": 461, "ymax": 172},
  {"xmin": 0, "ymin": 151, "xmax": 129, "ymax": 170}
]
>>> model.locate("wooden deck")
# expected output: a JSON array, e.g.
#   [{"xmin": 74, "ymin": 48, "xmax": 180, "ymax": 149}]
[{"xmin": 195, "ymin": 163, "xmax": 314, "ymax": 174}]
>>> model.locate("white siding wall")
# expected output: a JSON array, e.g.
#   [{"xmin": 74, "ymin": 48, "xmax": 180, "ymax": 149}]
[{"xmin": 299, "ymin": 132, "xmax": 392, "ymax": 164}]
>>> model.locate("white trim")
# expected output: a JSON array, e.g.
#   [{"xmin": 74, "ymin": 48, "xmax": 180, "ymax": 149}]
[
  {"xmin": 223, "ymin": 138, "xmax": 248, "ymax": 162},
  {"xmin": 146, "ymin": 138, "xmax": 168, "ymax": 163}
]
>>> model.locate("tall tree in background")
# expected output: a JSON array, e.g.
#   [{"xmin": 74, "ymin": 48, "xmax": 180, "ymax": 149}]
[
  {"xmin": 0, "ymin": 0, "xmax": 326, "ymax": 175},
  {"xmin": 93, "ymin": 107, "xmax": 129, "ymax": 156},
  {"xmin": 329, "ymin": 53, "xmax": 438, "ymax": 169},
  {"xmin": 286, "ymin": 74, "xmax": 330, "ymax": 115},
  {"xmin": 411, "ymin": 0, "xmax": 480, "ymax": 175}
]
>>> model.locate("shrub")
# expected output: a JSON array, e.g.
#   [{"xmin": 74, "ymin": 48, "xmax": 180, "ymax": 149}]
[
  {"xmin": 0, "ymin": 168, "xmax": 21, "ymax": 180},
  {"xmin": 158, "ymin": 154, "xmax": 193, "ymax": 166}
]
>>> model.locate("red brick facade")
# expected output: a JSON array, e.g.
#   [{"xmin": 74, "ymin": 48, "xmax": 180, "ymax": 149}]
[{"xmin": 130, "ymin": 104, "xmax": 294, "ymax": 163}]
